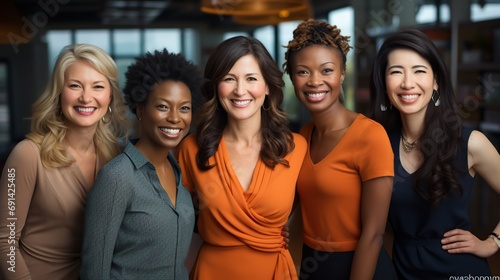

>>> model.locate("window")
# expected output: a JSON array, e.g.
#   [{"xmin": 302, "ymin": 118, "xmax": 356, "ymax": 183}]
[
  {"xmin": 471, "ymin": 3, "xmax": 500, "ymax": 22},
  {"xmin": 254, "ymin": 25, "xmax": 276, "ymax": 60},
  {"xmin": 329, "ymin": 7, "xmax": 355, "ymax": 110},
  {"xmin": 75, "ymin": 30, "xmax": 111, "ymax": 52},
  {"xmin": 113, "ymin": 29, "xmax": 141, "ymax": 56},
  {"xmin": 46, "ymin": 30, "xmax": 72, "ymax": 70},
  {"xmin": 144, "ymin": 29, "xmax": 181, "ymax": 53},
  {"xmin": 0, "ymin": 62, "xmax": 10, "ymax": 144}
]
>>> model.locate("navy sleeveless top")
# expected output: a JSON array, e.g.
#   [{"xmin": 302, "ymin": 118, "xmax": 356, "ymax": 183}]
[{"xmin": 388, "ymin": 127, "xmax": 491, "ymax": 279}]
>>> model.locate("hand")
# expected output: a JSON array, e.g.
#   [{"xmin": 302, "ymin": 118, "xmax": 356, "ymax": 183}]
[
  {"xmin": 441, "ymin": 229, "xmax": 498, "ymax": 258},
  {"xmin": 282, "ymin": 226, "xmax": 290, "ymax": 249}
]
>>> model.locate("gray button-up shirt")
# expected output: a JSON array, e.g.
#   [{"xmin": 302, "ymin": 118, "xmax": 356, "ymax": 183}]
[{"xmin": 80, "ymin": 141, "xmax": 195, "ymax": 280}]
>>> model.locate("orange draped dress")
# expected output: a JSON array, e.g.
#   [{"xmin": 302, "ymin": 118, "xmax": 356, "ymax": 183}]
[{"xmin": 177, "ymin": 134, "xmax": 306, "ymax": 280}]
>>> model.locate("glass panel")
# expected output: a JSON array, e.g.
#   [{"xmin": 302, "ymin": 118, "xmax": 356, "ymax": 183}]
[
  {"xmin": 46, "ymin": 30, "xmax": 72, "ymax": 71},
  {"xmin": 75, "ymin": 30, "xmax": 111, "ymax": 52},
  {"xmin": 184, "ymin": 28, "xmax": 200, "ymax": 65},
  {"xmin": 416, "ymin": 4, "xmax": 450, "ymax": 24},
  {"xmin": 0, "ymin": 62, "xmax": 10, "ymax": 144},
  {"xmin": 144, "ymin": 29, "xmax": 181, "ymax": 53},
  {"xmin": 329, "ymin": 7, "xmax": 355, "ymax": 110},
  {"xmin": 115, "ymin": 57, "xmax": 136, "ymax": 91},
  {"xmin": 278, "ymin": 20, "xmax": 302, "ymax": 127},
  {"xmin": 254, "ymin": 26, "xmax": 275, "ymax": 60},
  {"xmin": 471, "ymin": 3, "xmax": 500, "ymax": 22},
  {"xmin": 113, "ymin": 29, "xmax": 141, "ymax": 56}
]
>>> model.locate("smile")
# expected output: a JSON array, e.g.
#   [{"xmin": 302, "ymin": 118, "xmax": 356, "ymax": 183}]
[
  {"xmin": 75, "ymin": 106, "xmax": 96, "ymax": 113},
  {"xmin": 232, "ymin": 99, "xmax": 251, "ymax": 106},
  {"xmin": 160, "ymin": 128, "xmax": 181, "ymax": 135},
  {"xmin": 400, "ymin": 94, "xmax": 419, "ymax": 100},
  {"xmin": 306, "ymin": 92, "xmax": 327, "ymax": 98}
]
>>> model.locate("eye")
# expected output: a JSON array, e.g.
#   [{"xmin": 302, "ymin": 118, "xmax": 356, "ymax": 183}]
[
  {"xmin": 69, "ymin": 84, "xmax": 81, "ymax": 88},
  {"xmin": 223, "ymin": 76, "xmax": 235, "ymax": 82},
  {"xmin": 415, "ymin": 69, "xmax": 427, "ymax": 74},
  {"xmin": 323, "ymin": 68, "xmax": 333, "ymax": 74},
  {"xmin": 296, "ymin": 70, "xmax": 308, "ymax": 75},
  {"xmin": 388, "ymin": 70, "xmax": 402, "ymax": 75},
  {"xmin": 247, "ymin": 76, "xmax": 257, "ymax": 81},
  {"xmin": 180, "ymin": 105, "xmax": 191, "ymax": 112},
  {"xmin": 157, "ymin": 104, "xmax": 168, "ymax": 110}
]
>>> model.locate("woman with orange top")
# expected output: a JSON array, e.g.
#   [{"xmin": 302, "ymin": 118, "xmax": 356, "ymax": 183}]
[
  {"xmin": 283, "ymin": 19, "xmax": 397, "ymax": 280},
  {"xmin": 176, "ymin": 36, "xmax": 306, "ymax": 279}
]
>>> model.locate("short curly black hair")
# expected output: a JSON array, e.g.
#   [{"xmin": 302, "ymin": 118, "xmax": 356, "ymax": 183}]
[{"xmin": 123, "ymin": 49, "xmax": 203, "ymax": 115}]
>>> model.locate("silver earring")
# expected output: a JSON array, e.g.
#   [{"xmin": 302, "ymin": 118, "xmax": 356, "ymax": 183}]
[
  {"xmin": 431, "ymin": 90, "xmax": 440, "ymax": 107},
  {"xmin": 102, "ymin": 107, "xmax": 112, "ymax": 123},
  {"xmin": 380, "ymin": 103, "xmax": 387, "ymax": 112}
]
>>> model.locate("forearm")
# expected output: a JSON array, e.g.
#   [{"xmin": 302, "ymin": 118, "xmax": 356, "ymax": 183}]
[{"xmin": 350, "ymin": 232, "xmax": 384, "ymax": 280}]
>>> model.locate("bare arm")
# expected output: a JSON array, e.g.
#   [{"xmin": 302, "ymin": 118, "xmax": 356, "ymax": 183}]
[
  {"xmin": 442, "ymin": 130, "xmax": 500, "ymax": 257},
  {"xmin": 350, "ymin": 176, "xmax": 393, "ymax": 280}
]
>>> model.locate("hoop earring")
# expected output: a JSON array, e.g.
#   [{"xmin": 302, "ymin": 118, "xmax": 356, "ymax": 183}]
[
  {"xmin": 431, "ymin": 90, "xmax": 441, "ymax": 107},
  {"xmin": 262, "ymin": 99, "xmax": 271, "ymax": 111},
  {"xmin": 102, "ymin": 107, "xmax": 112, "ymax": 123}
]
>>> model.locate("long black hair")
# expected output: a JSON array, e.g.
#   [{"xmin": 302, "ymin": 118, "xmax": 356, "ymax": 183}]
[{"xmin": 370, "ymin": 29, "xmax": 463, "ymax": 205}]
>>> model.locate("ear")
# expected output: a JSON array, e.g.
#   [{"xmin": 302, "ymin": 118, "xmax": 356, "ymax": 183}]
[
  {"xmin": 265, "ymin": 85, "xmax": 269, "ymax": 95},
  {"xmin": 136, "ymin": 105, "xmax": 144, "ymax": 121}
]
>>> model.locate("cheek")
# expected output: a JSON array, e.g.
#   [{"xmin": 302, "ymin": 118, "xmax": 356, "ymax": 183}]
[
  {"xmin": 100, "ymin": 91, "xmax": 112, "ymax": 106},
  {"xmin": 217, "ymin": 83, "xmax": 232, "ymax": 97}
]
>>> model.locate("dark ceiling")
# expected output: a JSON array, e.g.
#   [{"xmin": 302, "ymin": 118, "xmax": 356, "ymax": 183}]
[{"xmin": 7, "ymin": 0, "xmax": 343, "ymax": 31}]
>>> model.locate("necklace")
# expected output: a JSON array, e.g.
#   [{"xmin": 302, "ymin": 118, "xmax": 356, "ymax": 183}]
[{"xmin": 401, "ymin": 135, "xmax": 418, "ymax": 153}]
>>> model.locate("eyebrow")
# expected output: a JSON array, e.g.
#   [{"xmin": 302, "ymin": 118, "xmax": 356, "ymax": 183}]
[
  {"xmin": 387, "ymin": 64, "xmax": 429, "ymax": 70},
  {"xmin": 296, "ymin": 61, "xmax": 336, "ymax": 68}
]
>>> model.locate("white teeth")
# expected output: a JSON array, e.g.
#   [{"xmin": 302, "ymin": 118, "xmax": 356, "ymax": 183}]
[
  {"xmin": 76, "ymin": 107, "xmax": 95, "ymax": 113},
  {"xmin": 233, "ymin": 100, "xmax": 251, "ymax": 105},
  {"xmin": 306, "ymin": 92, "xmax": 326, "ymax": 98},
  {"xmin": 401, "ymin": 94, "xmax": 419, "ymax": 100},
  {"xmin": 160, "ymin": 128, "xmax": 180, "ymax": 135}
]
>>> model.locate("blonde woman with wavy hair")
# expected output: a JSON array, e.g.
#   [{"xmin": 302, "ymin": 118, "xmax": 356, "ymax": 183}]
[{"xmin": 0, "ymin": 43, "xmax": 128, "ymax": 280}]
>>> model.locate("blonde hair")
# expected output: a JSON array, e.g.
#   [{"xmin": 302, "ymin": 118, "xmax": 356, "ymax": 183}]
[{"xmin": 26, "ymin": 44, "xmax": 128, "ymax": 168}]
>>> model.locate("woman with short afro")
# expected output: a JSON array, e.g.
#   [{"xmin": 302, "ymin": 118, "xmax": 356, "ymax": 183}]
[
  {"xmin": 80, "ymin": 49, "xmax": 202, "ymax": 280},
  {"xmin": 283, "ymin": 19, "xmax": 397, "ymax": 280}
]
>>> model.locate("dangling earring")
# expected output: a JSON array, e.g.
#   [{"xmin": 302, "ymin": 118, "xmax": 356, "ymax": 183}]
[
  {"xmin": 431, "ymin": 90, "xmax": 440, "ymax": 107},
  {"xmin": 102, "ymin": 107, "xmax": 112, "ymax": 123},
  {"xmin": 380, "ymin": 103, "xmax": 387, "ymax": 112}
]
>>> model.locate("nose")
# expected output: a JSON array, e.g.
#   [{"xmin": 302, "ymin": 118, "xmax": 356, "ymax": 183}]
[
  {"xmin": 401, "ymin": 74, "xmax": 415, "ymax": 89},
  {"xmin": 307, "ymin": 72, "xmax": 323, "ymax": 87},
  {"xmin": 166, "ymin": 110, "xmax": 180, "ymax": 123},
  {"xmin": 233, "ymin": 82, "xmax": 245, "ymax": 96},
  {"xmin": 78, "ymin": 88, "xmax": 92, "ymax": 103}
]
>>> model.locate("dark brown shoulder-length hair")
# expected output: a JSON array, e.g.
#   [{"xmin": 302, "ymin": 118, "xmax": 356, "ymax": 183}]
[
  {"xmin": 369, "ymin": 29, "xmax": 463, "ymax": 206},
  {"xmin": 196, "ymin": 36, "xmax": 294, "ymax": 170}
]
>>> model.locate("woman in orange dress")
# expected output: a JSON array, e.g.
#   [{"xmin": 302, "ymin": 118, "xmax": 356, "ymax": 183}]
[{"xmin": 177, "ymin": 36, "xmax": 306, "ymax": 280}]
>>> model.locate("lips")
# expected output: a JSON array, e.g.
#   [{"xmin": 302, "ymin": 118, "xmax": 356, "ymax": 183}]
[{"xmin": 304, "ymin": 91, "xmax": 327, "ymax": 102}]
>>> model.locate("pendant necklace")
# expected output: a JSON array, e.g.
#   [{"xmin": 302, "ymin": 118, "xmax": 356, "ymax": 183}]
[{"xmin": 401, "ymin": 135, "xmax": 418, "ymax": 153}]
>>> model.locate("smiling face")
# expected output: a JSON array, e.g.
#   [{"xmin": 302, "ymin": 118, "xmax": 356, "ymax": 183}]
[
  {"xmin": 136, "ymin": 80, "xmax": 192, "ymax": 152},
  {"xmin": 217, "ymin": 54, "xmax": 268, "ymax": 122},
  {"xmin": 290, "ymin": 44, "xmax": 345, "ymax": 113},
  {"xmin": 60, "ymin": 60, "xmax": 111, "ymax": 130},
  {"xmin": 385, "ymin": 48, "xmax": 438, "ymax": 118}
]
